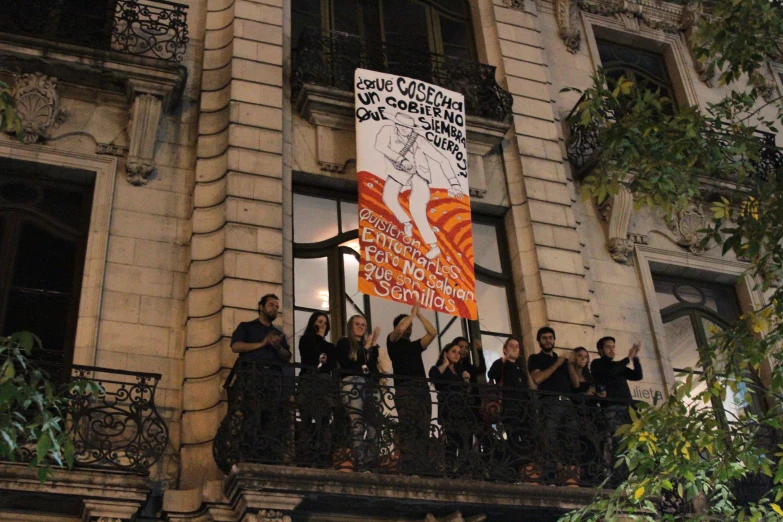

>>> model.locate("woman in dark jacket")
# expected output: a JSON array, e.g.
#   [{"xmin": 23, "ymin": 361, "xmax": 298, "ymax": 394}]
[
  {"xmin": 429, "ymin": 342, "xmax": 470, "ymax": 470},
  {"xmin": 568, "ymin": 346, "xmax": 606, "ymax": 485},
  {"xmin": 335, "ymin": 314, "xmax": 382, "ymax": 468},
  {"xmin": 296, "ymin": 312, "xmax": 337, "ymax": 464}
]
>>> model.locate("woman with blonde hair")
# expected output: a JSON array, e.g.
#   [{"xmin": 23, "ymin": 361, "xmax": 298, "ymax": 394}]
[{"xmin": 336, "ymin": 314, "xmax": 382, "ymax": 468}]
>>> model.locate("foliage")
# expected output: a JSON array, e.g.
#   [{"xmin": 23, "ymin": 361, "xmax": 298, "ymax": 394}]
[
  {"xmin": 0, "ymin": 332, "xmax": 100, "ymax": 483},
  {"xmin": 561, "ymin": 0, "xmax": 783, "ymax": 520},
  {"xmin": 0, "ymin": 80, "xmax": 20, "ymax": 136}
]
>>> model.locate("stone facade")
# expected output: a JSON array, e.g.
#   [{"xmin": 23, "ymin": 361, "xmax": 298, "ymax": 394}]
[{"xmin": 0, "ymin": 0, "xmax": 777, "ymax": 520}]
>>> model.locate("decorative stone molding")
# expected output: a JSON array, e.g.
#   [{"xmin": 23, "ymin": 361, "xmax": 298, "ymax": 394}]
[
  {"xmin": 504, "ymin": 0, "xmax": 526, "ymax": 11},
  {"xmin": 81, "ymin": 499, "xmax": 141, "ymax": 522},
  {"xmin": 96, "ymin": 143, "xmax": 129, "ymax": 157},
  {"xmin": 578, "ymin": 0, "xmax": 683, "ymax": 33},
  {"xmin": 556, "ymin": 0, "xmax": 582, "ymax": 53},
  {"xmin": 680, "ymin": 2, "xmax": 714, "ymax": 86},
  {"xmin": 11, "ymin": 73, "xmax": 67, "ymax": 144},
  {"xmin": 125, "ymin": 83, "xmax": 165, "ymax": 185},
  {"xmin": 604, "ymin": 185, "xmax": 635, "ymax": 263},
  {"xmin": 669, "ymin": 204, "xmax": 709, "ymax": 253}
]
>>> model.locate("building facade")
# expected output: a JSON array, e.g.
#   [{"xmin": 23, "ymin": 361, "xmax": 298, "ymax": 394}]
[{"xmin": 0, "ymin": 0, "xmax": 779, "ymax": 520}]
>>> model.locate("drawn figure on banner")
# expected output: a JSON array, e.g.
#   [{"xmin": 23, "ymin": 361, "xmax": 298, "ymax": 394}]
[{"xmin": 374, "ymin": 112, "xmax": 465, "ymax": 261}]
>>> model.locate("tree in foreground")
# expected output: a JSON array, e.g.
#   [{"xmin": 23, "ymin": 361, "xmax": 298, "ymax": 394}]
[{"xmin": 561, "ymin": 0, "xmax": 783, "ymax": 520}]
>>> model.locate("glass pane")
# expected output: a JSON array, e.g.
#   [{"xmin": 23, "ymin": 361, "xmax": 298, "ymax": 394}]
[
  {"xmin": 653, "ymin": 278, "xmax": 678, "ymax": 310},
  {"xmin": 294, "ymin": 257, "xmax": 330, "ymax": 310},
  {"xmin": 292, "ymin": 0, "xmax": 321, "ymax": 47},
  {"xmin": 703, "ymin": 286, "xmax": 740, "ymax": 322},
  {"xmin": 293, "ymin": 194, "xmax": 339, "ymax": 243},
  {"xmin": 439, "ymin": 16, "xmax": 471, "ymax": 59},
  {"xmin": 479, "ymin": 334, "xmax": 509, "ymax": 380},
  {"xmin": 476, "ymin": 280, "xmax": 511, "ymax": 334},
  {"xmin": 293, "ymin": 309, "xmax": 314, "ymax": 364},
  {"xmin": 663, "ymin": 315, "xmax": 700, "ymax": 372},
  {"xmin": 343, "ymin": 252, "xmax": 364, "ymax": 315},
  {"xmin": 437, "ymin": 313, "xmax": 465, "ymax": 349},
  {"xmin": 340, "ymin": 201, "xmax": 358, "ymax": 233},
  {"xmin": 473, "ymin": 223, "xmax": 502, "ymax": 273},
  {"xmin": 333, "ymin": 0, "xmax": 360, "ymax": 34},
  {"xmin": 40, "ymin": 186, "xmax": 89, "ymax": 230},
  {"xmin": 12, "ymin": 222, "xmax": 77, "ymax": 293}
]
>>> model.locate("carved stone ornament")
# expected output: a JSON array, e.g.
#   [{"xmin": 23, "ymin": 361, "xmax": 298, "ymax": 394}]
[
  {"xmin": 12, "ymin": 73, "xmax": 67, "ymax": 144},
  {"xmin": 126, "ymin": 93, "xmax": 163, "ymax": 186},
  {"xmin": 504, "ymin": 0, "xmax": 526, "ymax": 11},
  {"xmin": 681, "ymin": 2, "xmax": 714, "ymax": 86},
  {"xmin": 254, "ymin": 510, "xmax": 291, "ymax": 522},
  {"xmin": 424, "ymin": 512, "xmax": 487, "ymax": 522},
  {"xmin": 669, "ymin": 204, "xmax": 709, "ymax": 253},
  {"xmin": 604, "ymin": 185, "xmax": 635, "ymax": 263},
  {"xmin": 556, "ymin": 0, "xmax": 582, "ymax": 53}
]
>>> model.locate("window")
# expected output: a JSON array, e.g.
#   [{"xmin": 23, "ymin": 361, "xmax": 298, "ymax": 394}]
[
  {"xmin": 0, "ymin": 163, "xmax": 94, "ymax": 366},
  {"xmin": 292, "ymin": 0, "xmax": 475, "ymax": 60},
  {"xmin": 654, "ymin": 274, "xmax": 759, "ymax": 419},
  {"xmin": 596, "ymin": 39, "xmax": 677, "ymax": 112},
  {"xmin": 292, "ymin": 190, "xmax": 519, "ymax": 373}
]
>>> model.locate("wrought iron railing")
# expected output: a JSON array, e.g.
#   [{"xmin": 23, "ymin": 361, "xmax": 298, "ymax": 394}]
[
  {"xmin": 0, "ymin": 0, "xmax": 189, "ymax": 63},
  {"xmin": 213, "ymin": 360, "xmax": 634, "ymax": 487},
  {"xmin": 16, "ymin": 365, "xmax": 169, "ymax": 475},
  {"xmin": 566, "ymin": 94, "xmax": 783, "ymax": 181},
  {"xmin": 291, "ymin": 27, "xmax": 513, "ymax": 122}
]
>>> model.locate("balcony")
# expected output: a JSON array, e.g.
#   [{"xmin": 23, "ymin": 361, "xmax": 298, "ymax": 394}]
[
  {"xmin": 13, "ymin": 365, "xmax": 168, "ymax": 475},
  {"xmin": 292, "ymin": 27, "xmax": 513, "ymax": 122},
  {"xmin": 0, "ymin": 0, "xmax": 188, "ymax": 64},
  {"xmin": 565, "ymin": 94, "xmax": 783, "ymax": 181},
  {"xmin": 213, "ymin": 360, "xmax": 629, "ymax": 519}
]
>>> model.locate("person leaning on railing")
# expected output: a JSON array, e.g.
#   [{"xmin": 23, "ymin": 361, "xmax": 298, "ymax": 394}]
[
  {"xmin": 487, "ymin": 337, "xmax": 533, "ymax": 481},
  {"xmin": 229, "ymin": 294, "xmax": 292, "ymax": 463},
  {"xmin": 568, "ymin": 346, "xmax": 607, "ymax": 486},
  {"xmin": 296, "ymin": 311, "xmax": 338, "ymax": 466},
  {"xmin": 429, "ymin": 342, "xmax": 472, "ymax": 473},
  {"xmin": 335, "ymin": 315, "xmax": 383, "ymax": 469}
]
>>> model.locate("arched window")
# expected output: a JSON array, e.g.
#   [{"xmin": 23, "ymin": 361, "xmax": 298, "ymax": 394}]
[
  {"xmin": 596, "ymin": 39, "xmax": 677, "ymax": 112},
  {"xmin": 292, "ymin": 189, "xmax": 519, "ymax": 374},
  {"xmin": 292, "ymin": 0, "xmax": 475, "ymax": 60},
  {"xmin": 654, "ymin": 275, "xmax": 763, "ymax": 420}
]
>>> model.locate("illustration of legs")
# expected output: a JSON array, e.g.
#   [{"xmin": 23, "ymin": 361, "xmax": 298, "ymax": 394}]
[
  {"xmin": 382, "ymin": 178, "xmax": 414, "ymax": 238},
  {"xmin": 408, "ymin": 175, "xmax": 440, "ymax": 260}
]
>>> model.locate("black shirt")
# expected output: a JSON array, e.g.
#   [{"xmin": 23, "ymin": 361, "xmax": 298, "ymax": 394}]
[
  {"xmin": 590, "ymin": 356, "xmax": 643, "ymax": 404},
  {"xmin": 231, "ymin": 319, "xmax": 290, "ymax": 362},
  {"xmin": 387, "ymin": 335, "xmax": 426, "ymax": 383},
  {"xmin": 456, "ymin": 350, "xmax": 486, "ymax": 384},
  {"xmin": 298, "ymin": 332, "xmax": 337, "ymax": 373},
  {"xmin": 336, "ymin": 337, "xmax": 380, "ymax": 376},
  {"xmin": 528, "ymin": 351, "xmax": 571, "ymax": 394},
  {"xmin": 487, "ymin": 359, "xmax": 528, "ymax": 400}
]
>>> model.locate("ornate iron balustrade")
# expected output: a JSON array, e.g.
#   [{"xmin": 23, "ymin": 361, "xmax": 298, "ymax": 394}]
[
  {"xmin": 214, "ymin": 360, "xmax": 634, "ymax": 487},
  {"xmin": 0, "ymin": 0, "xmax": 189, "ymax": 63},
  {"xmin": 292, "ymin": 27, "xmax": 513, "ymax": 122},
  {"xmin": 16, "ymin": 365, "xmax": 168, "ymax": 475},
  {"xmin": 566, "ymin": 94, "xmax": 783, "ymax": 181}
]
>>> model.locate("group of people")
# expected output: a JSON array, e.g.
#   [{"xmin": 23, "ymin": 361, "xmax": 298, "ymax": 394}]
[{"xmin": 228, "ymin": 293, "xmax": 644, "ymax": 485}]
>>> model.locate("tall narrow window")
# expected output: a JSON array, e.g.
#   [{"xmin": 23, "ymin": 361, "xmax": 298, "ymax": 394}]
[{"xmin": 0, "ymin": 163, "xmax": 94, "ymax": 366}]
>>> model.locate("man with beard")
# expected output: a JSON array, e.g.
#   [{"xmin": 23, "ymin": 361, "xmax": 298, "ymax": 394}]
[
  {"xmin": 229, "ymin": 294, "xmax": 292, "ymax": 462},
  {"xmin": 527, "ymin": 326, "xmax": 580, "ymax": 485},
  {"xmin": 388, "ymin": 302, "xmax": 437, "ymax": 472}
]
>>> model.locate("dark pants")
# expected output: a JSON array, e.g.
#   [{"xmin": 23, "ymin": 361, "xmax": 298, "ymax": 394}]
[
  {"xmin": 603, "ymin": 403, "xmax": 633, "ymax": 485},
  {"xmin": 538, "ymin": 395, "xmax": 579, "ymax": 482},
  {"xmin": 395, "ymin": 382, "xmax": 432, "ymax": 472}
]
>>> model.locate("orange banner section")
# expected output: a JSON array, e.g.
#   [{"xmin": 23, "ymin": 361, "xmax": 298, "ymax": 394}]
[{"xmin": 358, "ymin": 170, "xmax": 477, "ymax": 319}]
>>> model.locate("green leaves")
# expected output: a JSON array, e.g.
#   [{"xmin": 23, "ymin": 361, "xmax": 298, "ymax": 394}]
[{"xmin": 0, "ymin": 332, "xmax": 98, "ymax": 483}]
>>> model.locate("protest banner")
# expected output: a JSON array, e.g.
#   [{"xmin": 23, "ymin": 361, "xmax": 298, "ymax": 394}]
[{"xmin": 354, "ymin": 68, "xmax": 477, "ymax": 319}]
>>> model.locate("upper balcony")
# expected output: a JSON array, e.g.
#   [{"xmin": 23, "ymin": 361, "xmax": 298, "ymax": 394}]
[
  {"xmin": 565, "ymin": 94, "xmax": 783, "ymax": 182},
  {"xmin": 0, "ymin": 0, "xmax": 189, "ymax": 108},
  {"xmin": 291, "ymin": 27, "xmax": 513, "ymax": 123}
]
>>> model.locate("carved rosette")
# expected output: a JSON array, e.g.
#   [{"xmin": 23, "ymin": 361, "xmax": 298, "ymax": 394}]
[
  {"xmin": 669, "ymin": 204, "xmax": 709, "ymax": 253},
  {"xmin": 11, "ymin": 73, "xmax": 67, "ymax": 144}
]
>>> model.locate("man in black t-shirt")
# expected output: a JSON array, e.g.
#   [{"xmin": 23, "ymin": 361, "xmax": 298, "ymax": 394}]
[
  {"xmin": 387, "ymin": 302, "xmax": 437, "ymax": 472},
  {"xmin": 527, "ymin": 326, "xmax": 580, "ymax": 484},
  {"xmin": 228, "ymin": 294, "xmax": 291, "ymax": 461}
]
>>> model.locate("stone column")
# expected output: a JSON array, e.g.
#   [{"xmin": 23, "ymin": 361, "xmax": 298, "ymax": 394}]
[
  {"xmin": 181, "ymin": 0, "xmax": 285, "ymax": 489},
  {"xmin": 489, "ymin": 0, "xmax": 594, "ymax": 351}
]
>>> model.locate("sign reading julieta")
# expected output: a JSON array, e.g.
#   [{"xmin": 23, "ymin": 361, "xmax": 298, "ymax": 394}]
[{"xmin": 355, "ymin": 68, "xmax": 477, "ymax": 319}]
